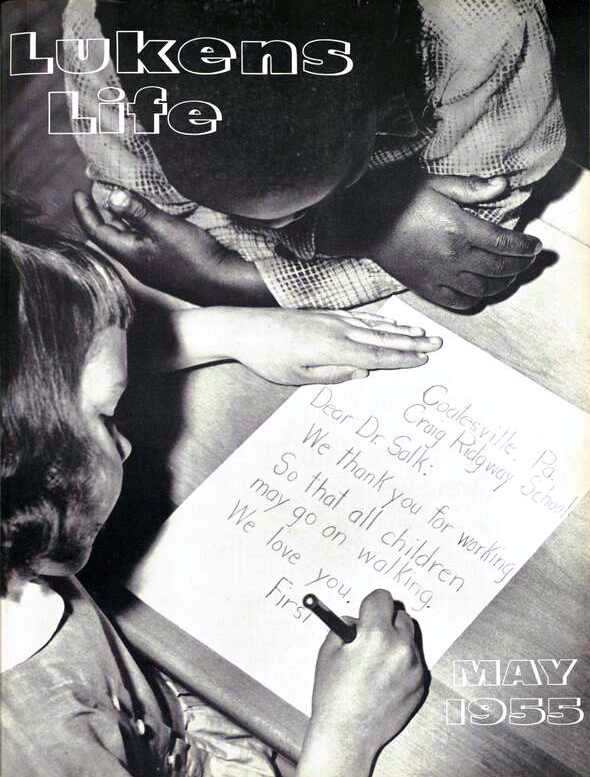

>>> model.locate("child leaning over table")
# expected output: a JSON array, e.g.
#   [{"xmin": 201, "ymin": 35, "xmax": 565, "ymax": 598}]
[
  {"xmin": 0, "ymin": 206, "xmax": 427, "ymax": 777},
  {"xmin": 66, "ymin": 0, "xmax": 564, "ymax": 312}
]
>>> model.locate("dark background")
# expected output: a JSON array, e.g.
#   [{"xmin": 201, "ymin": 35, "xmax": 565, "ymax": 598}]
[{"xmin": 544, "ymin": 0, "xmax": 589, "ymax": 168}]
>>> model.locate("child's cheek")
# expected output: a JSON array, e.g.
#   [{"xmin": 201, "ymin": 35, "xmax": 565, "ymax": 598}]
[{"xmin": 88, "ymin": 448, "xmax": 124, "ymax": 524}]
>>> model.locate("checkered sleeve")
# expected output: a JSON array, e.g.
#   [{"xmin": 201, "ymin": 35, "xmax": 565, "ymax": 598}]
[
  {"xmin": 254, "ymin": 252, "xmax": 403, "ymax": 309},
  {"xmin": 189, "ymin": 204, "xmax": 403, "ymax": 309},
  {"xmin": 415, "ymin": 0, "xmax": 566, "ymax": 225},
  {"xmin": 254, "ymin": 216, "xmax": 403, "ymax": 309}
]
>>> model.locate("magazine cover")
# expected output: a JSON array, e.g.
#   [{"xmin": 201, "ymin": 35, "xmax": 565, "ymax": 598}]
[{"xmin": 1, "ymin": 2, "xmax": 588, "ymax": 776}]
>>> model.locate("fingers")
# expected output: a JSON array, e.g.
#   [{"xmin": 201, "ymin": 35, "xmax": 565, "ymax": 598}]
[
  {"xmin": 393, "ymin": 609, "xmax": 416, "ymax": 641},
  {"xmin": 319, "ymin": 614, "xmax": 359, "ymax": 654},
  {"xmin": 106, "ymin": 187, "xmax": 241, "ymax": 261},
  {"xmin": 321, "ymin": 591, "xmax": 417, "ymax": 651},
  {"xmin": 453, "ymin": 272, "xmax": 515, "ymax": 298},
  {"xmin": 467, "ymin": 217, "xmax": 542, "ymax": 257},
  {"xmin": 339, "ymin": 325, "xmax": 442, "ymax": 371},
  {"xmin": 428, "ymin": 285, "xmax": 477, "ymax": 311},
  {"xmin": 340, "ymin": 341, "xmax": 441, "ymax": 371},
  {"xmin": 101, "ymin": 209, "xmax": 130, "ymax": 233},
  {"xmin": 428, "ymin": 174, "xmax": 507, "ymax": 204},
  {"xmin": 349, "ymin": 347, "xmax": 435, "ymax": 370},
  {"xmin": 105, "ymin": 188, "xmax": 175, "ymax": 235},
  {"xmin": 304, "ymin": 314, "xmax": 443, "ymax": 371},
  {"xmin": 346, "ymin": 324, "xmax": 442, "ymax": 354},
  {"xmin": 357, "ymin": 590, "xmax": 416, "ymax": 640},
  {"xmin": 304, "ymin": 365, "xmax": 369, "ymax": 384},
  {"xmin": 467, "ymin": 247, "xmax": 534, "ymax": 278},
  {"xmin": 325, "ymin": 313, "xmax": 438, "ymax": 348},
  {"xmin": 303, "ymin": 326, "xmax": 442, "ymax": 381},
  {"xmin": 73, "ymin": 191, "xmax": 141, "ymax": 258},
  {"xmin": 435, "ymin": 234, "xmax": 534, "ymax": 304},
  {"xmin": 358, "ymin": 589, "xmax": 396, "ymax": 633},
  {"xmin": 73, "ymin": 189, "xmax": 109, "ymax": 235},
  {"xmin": 344, "ymin": 314, "xmax": 428, "ymax": 338},
  {"xmin": 335, "ymin": 310, "xmax": 393, "ymax": 326},
  {"xmin": 321, "ymin": 310, "xmax": 398, "ymax": 329}
]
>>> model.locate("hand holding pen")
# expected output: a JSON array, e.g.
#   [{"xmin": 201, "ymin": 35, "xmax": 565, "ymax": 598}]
[{"xmin": 298, "ymin": 589, "xmax": 426, "ymax": 776}]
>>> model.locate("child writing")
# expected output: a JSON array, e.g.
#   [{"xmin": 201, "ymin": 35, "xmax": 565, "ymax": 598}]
[
  {"xmin": 64, "ymin": 0, "xmax": 564, "ymax": 312},
  {"xmin": 0, "ymin": 206, "xmax": 427, "ymax": 776}
]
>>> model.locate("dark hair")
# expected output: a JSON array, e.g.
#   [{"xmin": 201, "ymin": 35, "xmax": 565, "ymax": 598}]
[
  {"xmin": 0, "ymin": 199, "xmax": 132, "ymax": 594},
  {"xmin": 97, "ymin": 0, "xmax": 401, "ymax": 200}
]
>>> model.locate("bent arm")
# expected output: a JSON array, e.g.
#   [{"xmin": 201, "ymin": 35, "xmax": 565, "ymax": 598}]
[
  {"xmin": 111, "ymin": 264, "xmax": 256, "ymax": 371},
  {"xmin": 170, "ymin": 252, "xmax": 276, "ymax": 308},
  {"xmin": 416, "ymin": 0, "xmax": 566, "ymax": 225},
  {"xmin": 129, "ymin": 303, "xmax": 255, "ymax": 373}
]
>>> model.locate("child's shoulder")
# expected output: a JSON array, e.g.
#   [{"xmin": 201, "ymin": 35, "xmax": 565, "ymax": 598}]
[
  {"xmin": 414, "ymin": 0, "xmax": 549, "ymax": 90},
  {"xmin": 419, "ymin": 0, "xmax": 540, "ymax": 25},
  {"xmin": 1, "ymin": 578, "xmax": 169, "ymax": 773},
  {"xmin": 1, "ymin": 663, "xmax": 152, "ymax": 777},
  {"xmin": 1, "ymin": 578, "xmax": 143, "ymax": 701},
  {"xmin": 1, "ymin": 580, "xmax": 65, "ymax": 674},
  {"xmin": 1, "ymin": 579, "xmax": 110, "ymax": 705},
  {"xmin": 418, "ymin": 0, "xmax": 543, "ymax": 50}
]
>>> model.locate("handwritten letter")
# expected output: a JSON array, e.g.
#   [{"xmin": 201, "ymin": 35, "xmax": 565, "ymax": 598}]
[{"xmin": 127, "ymin": 298, "xmax": 589, "ymax": 714}]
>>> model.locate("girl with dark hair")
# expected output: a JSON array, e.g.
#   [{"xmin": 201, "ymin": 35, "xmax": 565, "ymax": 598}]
[
  {"xmin": 1, "ymin": 218, "xmax": 133, "ymax": 596},
  {"xmin": 1, "ymin": 211, "xmax": 426, "ymax": 775}
]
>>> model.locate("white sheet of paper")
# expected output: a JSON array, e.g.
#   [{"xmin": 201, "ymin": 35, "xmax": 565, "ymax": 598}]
[{"xmin": 127, "ymin": 297, "xmax": 589, "ymax": 715}]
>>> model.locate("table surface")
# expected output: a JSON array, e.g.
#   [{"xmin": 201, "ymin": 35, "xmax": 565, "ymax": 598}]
[{"xmin": 102, "ymin": 178, "xmax": 590, "ymax": 777}]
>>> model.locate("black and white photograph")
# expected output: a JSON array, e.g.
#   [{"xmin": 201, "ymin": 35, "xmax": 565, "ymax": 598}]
[{"xmin": 1, "ymin": 2, "xmax": 589, "ymax": 775}]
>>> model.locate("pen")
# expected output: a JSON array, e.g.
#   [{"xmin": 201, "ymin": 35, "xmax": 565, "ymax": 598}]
[{"xmin": 303, "ymin": 593, "xmax": 357, "ymax": 643}]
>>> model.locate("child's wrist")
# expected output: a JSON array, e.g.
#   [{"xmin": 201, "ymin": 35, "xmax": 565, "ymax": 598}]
[
  {"xmin": 211, "ymin": 307, "xmax": 264, "ymax": 364},
  {"xmin": 171, "ymin": 307, "xmax": 253, "ymax": 366},
  {"xmin": 299, "ymin": 721, "xmax": 375, "ymax": 777}
]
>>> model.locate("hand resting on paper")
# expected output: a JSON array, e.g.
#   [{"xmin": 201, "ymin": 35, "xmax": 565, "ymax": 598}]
[
  {"xmin": 297, "ymin": 589, "xmax": 426, "ymax": 777},
  {"xmin": 228, "ymin": 309, "xmax": 442, "ymax": 385},
  {"xmin": 74, "ymin": 191, "xmax": 442, "ymax": 385}
]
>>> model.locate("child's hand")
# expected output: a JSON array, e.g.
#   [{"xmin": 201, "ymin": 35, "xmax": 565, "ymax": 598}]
[
  {"xmin": 369, "ymin": 174, "xmax": 541, "ymax": 310},
  {"xmin": 317, "ymin": 171, "xmax": 541, "ymax": 311},
  {"xmin": 299, "ymin": 590, "xmax": 426, "ymax": 776},
  {"xmin": 73, "ymin": 190, "xmax": 274, "ymax": 306},
  {"xmin": 230, "ymin": 309, "xmax": 442, "ymax": 385}
]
